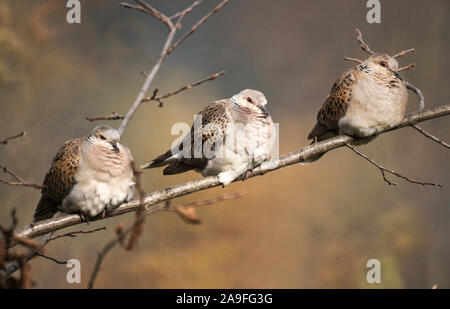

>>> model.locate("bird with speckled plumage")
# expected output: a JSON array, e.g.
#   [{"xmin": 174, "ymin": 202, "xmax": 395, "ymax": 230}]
[
  {"xmin": 33, "ymin": 125, "xmax": 135, "ymax": 221},
  {"xmin": 304, "ymin": 53, "xmax": 409, "ymax": 164},
  {"xmin": 142, "ymin": 89, "xmax": 276, "ymax": 186}
]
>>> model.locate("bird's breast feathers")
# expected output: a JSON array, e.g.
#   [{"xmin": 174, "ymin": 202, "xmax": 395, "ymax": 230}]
[
  {"xmin": 59, "ymin": 141, "xmax": 134, "ymax": 216},
  {"xmin": 339, "ymin": 74, "xmax": 408, "ymax": 136}
]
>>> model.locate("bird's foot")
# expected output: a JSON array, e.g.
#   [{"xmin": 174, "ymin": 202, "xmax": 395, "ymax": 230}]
[
  {"xmin": 79, "ymin": 213, "xmax": 90, "ymax": 225},
  {"xmin": 100, "ymin": 209, "xmax": 107, "ymax": 219},
  {"xmin": 242, "ymin": 170, "xmax": 251, "ymax": 181}
]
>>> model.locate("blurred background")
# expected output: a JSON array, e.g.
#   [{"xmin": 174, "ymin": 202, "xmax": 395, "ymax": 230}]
[{"xmin": 0, "ymin": 0, "xmax": 448, "ymax": 288}]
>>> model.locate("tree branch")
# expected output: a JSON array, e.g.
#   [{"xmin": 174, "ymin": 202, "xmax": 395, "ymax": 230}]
[
  {"xmin": 117, "ymin": 0, "xmax": 226, "ymax": 136},
  {"xmin": 166, "ymin": 0, "xmax": 229, "ymax": 55},
  {"xmin": 405, "ymin": 81, "xmax": 425, "ymax": 110},
  {"xmin": 0, "ymin": 163, "xmax": 43, "ymax": 190},
  {"xmin": 355, "ymin": 28, "xmax": 375, "ymax": 55},
  {"xmin": 411, "ymin": 124, "xmax": 450, "ymax": 150},
  {"xmin": 0, "ymin": 132, "xmax": 25, "ymax": 145},
  {"xmin": 85, "ymin": 112, "xmax": 124, "ymax": 122},
  {"xmin": 141, "ymin": 70, "xmax": 226, "ymax": 105},
  {"xmin": 346, "ymin": 144, "xmax": 442, "ymax": 187},
  {"xmin": 10, "ymin": 104, "xmax": 450, "ymax": 244}
]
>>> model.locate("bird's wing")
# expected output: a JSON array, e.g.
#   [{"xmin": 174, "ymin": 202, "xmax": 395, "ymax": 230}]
[
  {"xmin": 308, "ymin": 69, "xmax": 355, "ymax": 140},
  {"xmin": 33, "ymin": 137, "xmax": 83, "ymax": 221},
  {"xmin": 146, "ymin": 100, "xmax": 231, "ymax": 174}
]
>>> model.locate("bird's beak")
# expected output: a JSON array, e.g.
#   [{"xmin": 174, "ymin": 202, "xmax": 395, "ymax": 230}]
[
  {"xmin": 110, "ymin": 142, "xmax": 120, "ymax": 153},
  {"xmin": 259, "ymin": 105, "xmax": 270, "ymax": 117},
  {"xmin": 393, "ymin": 71, "xmax": 403, "ymax": 81},
  {"xmin": 231, "ymin": 96, "xmax": 240, "ymax": 108}
]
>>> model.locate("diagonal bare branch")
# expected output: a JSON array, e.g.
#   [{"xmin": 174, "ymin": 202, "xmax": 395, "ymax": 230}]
[
  {"xmin": 141, "ymin": 71, "xmax": 226, "ymax": 104},
  {"xmin": 411, "ymin": 124, "xmax": 450, "ymax": 150},
  {"xmin": 167, "ymin": 0, "xmax": 229, "ymax": 55},
  {"xmin": 0, "ymin": 132, "xmax": 25, "ymax": 145},
  {"xmin": 0, "ymin": 163, "xmax": 43, "ymax": 190},
  {"xmin": 346, "ymin": 144, "xmax": 442, "ymax": 187},
  {"xmin": 117, "ymin": 1, "xmax": 227, "ymax": 136},
  {"xmin": 355, "ymin": 28, "xmax": 375, "ymax": 55}
]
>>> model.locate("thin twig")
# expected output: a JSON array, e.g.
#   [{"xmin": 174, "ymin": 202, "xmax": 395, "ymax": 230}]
[
  {"xmin": 355, "ymin": 28, "xmax": 375, "ymax": 55},
  {"xmin": 392, "ymin": 48, "xmax": 415, "ymax": 59},
  {"xmin": 411, "ymin": 124, "xmax": 450, "ymax": 150},
  {"xmin": 124, "ymin": 161, "xmax": 146, "ymax": 251},
  {"xmin": 169, "ymin": 0, "xmax": 205, "ymax": 19},
  {"xmin": 344, "ymin": 57, "xmax": 364, "ymax": 64},
  {"xmin": 405, "ymin": 80, "xmax": 425, "ymax": 110},
  {"xmin": 36, "ymin": 253, "xmax": 67, "ymax": 265},
  {"xmin": 346, "ymin": 144, "xmax": 442, "ymax": 187},
  {"xmin": 117, "ymin": 25, "xmax": 177, "ymax": 136},
  {"xmin": 0, "ymin": 231, "xmax": 54, "ymax": 280},
  {"xmin": 0, "ymin": 163, "xmax": 43, "ymax": 190},
  {"xmin": 119, "ymin": 1, "xmax": 173, "ymax": 30},
  {"xmin": 398, "ymin": 63, "xmax": 416, "ymax": 72},
  {"xmin": 0, "ymin": 132, "xmax": 25, "ymax": 145},
  {"xmin": 85, "ymin": 112, "xmax": 124, "ymax": 122},
  {"xmin": 167, "ymin": 0, "xmax": 229, "ymax": 55},
  {"xmin": 49, "ymin": 227, "xmax": 107, "ymax": 241},
  {"xmin": 141, "ymin": 71, "xmax": 226, "ymax": 103}
]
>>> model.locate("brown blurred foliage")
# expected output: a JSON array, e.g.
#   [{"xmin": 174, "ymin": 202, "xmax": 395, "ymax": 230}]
[{"xmin": 0, "ymin": 0, "xmax": 448, "ymax": 288}]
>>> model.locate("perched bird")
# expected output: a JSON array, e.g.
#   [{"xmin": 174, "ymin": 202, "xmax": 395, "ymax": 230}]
[
  {"xmin": 142, "ymin": 89, "xmax": 275, "ymax": 186},
  {"xmin": 33, "ymin": 125, "xmax": 135, "ymax": 221},
  {"xmin": 305, "ymin": 53, "xmax": 408, "ymax": 163}
]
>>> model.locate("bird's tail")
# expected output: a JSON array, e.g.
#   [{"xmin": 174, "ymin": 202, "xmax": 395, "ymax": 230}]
[
  {"xmin": 302, "ymin": 124, "xmax": 337, "ymax": 165},
  {"xmin": 33, "ymin": 196, "xmax": 57, "ymax": 222},
  {"xmin": 141, "ymin": 149, "xmax": 177, "ymax": 169}
]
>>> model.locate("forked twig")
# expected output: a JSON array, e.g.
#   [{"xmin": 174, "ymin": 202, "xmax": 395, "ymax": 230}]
[
  {"xmin": 0, "ymin": 163, "xmax": 43, "ymax": 190},
  {"xmin": 355, "ymin": 28, "xmax": 375, "ymax": 55},
  {"xmin": 141, "ymin": 71, "xmax": 226, "ymax": 104},
  {"xmin": 167, "ymin": 0, "xmax": 229, "ymax": 55},
  {"xmin": 346, "ymin": 144, "xmax": 442, "ymax": 187}
]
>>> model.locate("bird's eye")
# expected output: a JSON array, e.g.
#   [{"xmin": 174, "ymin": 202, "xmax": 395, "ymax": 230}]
[
  {"xmin": 379, "ymin": 61, "xmax": 388, "ymax": 68},
  {"xmin": 247, "ymin": 97, "xmax": 254, "ymax": 104},
  {"xmin": 99, "ymin": 135, "xmax": 106, "ymax": 141}
]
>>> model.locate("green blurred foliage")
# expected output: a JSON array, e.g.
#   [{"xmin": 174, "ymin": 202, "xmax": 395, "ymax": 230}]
[{"xmin": 0, "ymin": 0, "xmax": 448, "ymax": 288}]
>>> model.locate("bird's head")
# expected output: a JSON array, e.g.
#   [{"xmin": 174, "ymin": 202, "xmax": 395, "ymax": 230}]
[
  {"xmin": 230, "ymin": 89, "xmax": 270, "ymax": 117},
  {"xmin": 88, "ymin": 124, "xmax": 121, "ymax": 153},
  {"xmin": 364, "ymin": 53, "xmax": 400, "ymax": 77}
]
